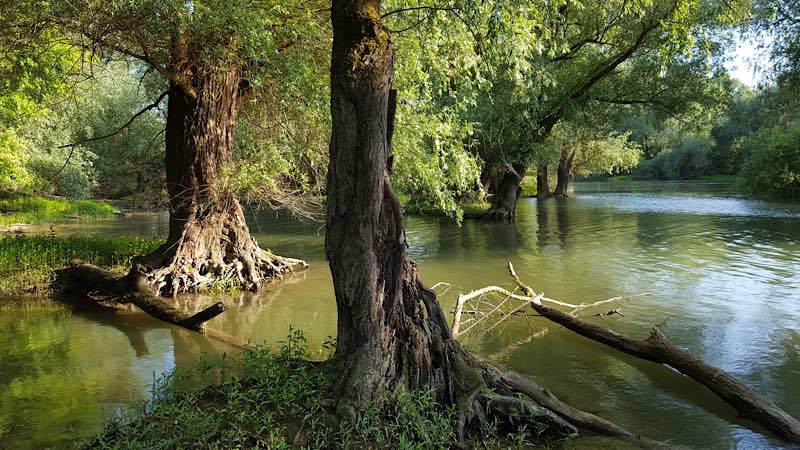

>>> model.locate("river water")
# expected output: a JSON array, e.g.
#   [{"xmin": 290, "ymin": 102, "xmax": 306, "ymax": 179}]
[{"xmin": 1, "ymin": 183, "xmax": 799, "ymax": 449}]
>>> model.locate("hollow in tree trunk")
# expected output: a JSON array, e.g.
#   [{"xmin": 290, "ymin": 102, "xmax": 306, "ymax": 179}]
[
  {"xmin": 480, "ymin": 162, "xmax": 503, "ymax": 202},
  {"xmin": 485, "ymin": 163, "xmax": 526, "ymax": 221},
  {"xmin": 536, "ymin": 164, "xmax": 550, "ymax": 198},
  {"xmin": 138, "ymin": 65, "xmax": 305, "ymax": 296},
  {"xmin": 553, "ymin": 150, "xmax": 574, "ymax": 198}
]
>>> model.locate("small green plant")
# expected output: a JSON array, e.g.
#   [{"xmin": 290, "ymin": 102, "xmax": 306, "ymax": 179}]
[{"xmin": 88, "ymin": 330, "xmax": 515, "ymax": 449}]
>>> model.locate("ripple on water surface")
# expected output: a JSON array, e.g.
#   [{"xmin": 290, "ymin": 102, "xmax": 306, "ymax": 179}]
[{"xmin": 2, "ymin": 185, "xmax": 799, "ymax": 449}]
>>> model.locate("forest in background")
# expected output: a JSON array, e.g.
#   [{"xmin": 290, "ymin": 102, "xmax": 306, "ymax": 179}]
[
  {"xmin": 1, "ymin": 0, "xmax": 798, "ymax": 226},
  {"xmin": 2, "ymin": 0, "xmax": 800, "ymax": 447}
]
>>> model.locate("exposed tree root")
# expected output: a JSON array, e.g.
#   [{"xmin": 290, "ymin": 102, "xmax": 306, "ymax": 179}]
[
  {"xmin": 477, "ymin": 362, "xmax": 634, "ymax": 439},
  {"xmin": 136, "ymin": 226, "xmax": 307, "ymax": 297},
  {"xmin": 475, "ymin": 390, "xmax": 578, "ymax": 436},
  {"xmin": 499, "ymin": 371, "xmax": 632, "ymax": 437},
  {"xmin": 53, "ymin": 260, "xmax": 246, "ymax": 347}
]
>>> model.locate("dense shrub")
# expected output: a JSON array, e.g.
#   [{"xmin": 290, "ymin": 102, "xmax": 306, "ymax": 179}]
[
  {"xmin": 739, "ymin": 124, "xmax": 800, "ymax": 199},
  {"xmin": 634, "ymin": 136, "xmax": 713, "ymax": 180}
]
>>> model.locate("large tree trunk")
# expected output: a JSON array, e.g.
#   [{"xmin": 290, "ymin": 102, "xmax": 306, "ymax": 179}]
[
  {"xmin": 536, "ymin": 164, "xmax": 550, "ymax": 198},
  {"xmin": 326, "ymin": 2, "xmax": 484, "ymax": 416},
  {"xmin": 485, "ymin": 163, "xmax": 526, "ymax": 221},
  {"xmin": 326, "ymin": 3, "xmax": 587, "ymax": 441},
  {"xmin": 139, "ymin": 66, "xmax": 304, "ymax": 296},
  {"xmin": 553, "ymin": 150, "xmax": 574, "ymax": 198}
]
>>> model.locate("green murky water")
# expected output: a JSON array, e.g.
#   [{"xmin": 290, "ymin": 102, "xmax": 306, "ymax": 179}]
[{"xmin": 2, "ymin": 182, "xmax": 799, "ymax": 448}]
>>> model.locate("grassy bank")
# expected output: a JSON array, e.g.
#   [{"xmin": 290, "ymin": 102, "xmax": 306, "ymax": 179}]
[
  {"xmin": 0, "ymin": 235, "xmax": 161, "ymax": 296},
  {"xmin": 0, "ymin": 196, "xmax": 118, "ymax": 227},
  {"xmin": 90, "ymin": 332, "xmax": 545, "ymax": 449}
]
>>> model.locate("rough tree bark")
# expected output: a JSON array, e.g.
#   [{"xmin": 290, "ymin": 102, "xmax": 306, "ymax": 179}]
[
  {"xmin": 536, "ymin": 164, "xmax": 550, "ymax": 199},
  {"xmin": 325, "ymin": 1, "xmax": 578, "ymax": 438},
  {"xmin": 137, "ymin": 65, "xmax": 305, "ymax": 296},
  {"xmin": 485, "ymin": 163, "xmax": 527, "ymax": 221},
  {"xmin": 553, "ymin": 150, "xmax": 574, "ymax": 198}
]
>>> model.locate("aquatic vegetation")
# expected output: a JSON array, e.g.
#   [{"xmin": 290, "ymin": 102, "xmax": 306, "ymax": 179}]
[
  {"xmin": 0, "ymin": 235, "xmax": 161, "ymax": 295},
  {"xmin": 0, "ymin": 196, "xmax": 118, "ymax": 226}
]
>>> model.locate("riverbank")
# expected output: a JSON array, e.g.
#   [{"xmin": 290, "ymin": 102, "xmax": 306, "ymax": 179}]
[
  {"xmin": 89, "ymin": 332, "xmax": 554, "ymax": 449},
  {"xmin": 0, "ymin": 196, "xmax": 119, "ymax": 231},
  {"xmin": 2, "ymin": 188, "xmax": 799, "ymax": 448},
  {"xmin": 0, "ymin": 235, "xmax": 161, "ymax": 296}
]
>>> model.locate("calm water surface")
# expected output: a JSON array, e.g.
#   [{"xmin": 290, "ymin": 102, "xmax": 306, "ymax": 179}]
[{"xmin": 2, "ymin": 183, "xmax": 799, "ymax": 449}]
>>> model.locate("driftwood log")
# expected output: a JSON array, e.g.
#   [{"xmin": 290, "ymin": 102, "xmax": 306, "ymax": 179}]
[
  {"xmin": 54, "ymin": 260, "xmax": 245, "ymax": 347},
  {"xmin": 506, "ymin": 262, "xmax": 800, "ymax": 443},
  {"xmin": 478, "ymin": 362, "xmax": 634, "ymax": 438},
  {"xmin": 501, "ymin": 371, "xmax": 633, "ymax": 437}
]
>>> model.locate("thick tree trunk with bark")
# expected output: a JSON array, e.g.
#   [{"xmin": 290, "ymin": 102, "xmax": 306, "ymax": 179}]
[
  {"xmin": 326, "ymin": 2, "xmax": 588, "ymax": 441},
  {"xmin": 554, "ymin": 150, "xmax": 574, "ymax": 198},
  {"xmin": 536, "ymin": 164, "xmax": 550, "ymax": 199},
  {"xmin": 480, "ymin": 163, "xmax": 499, "ymax": 202},
  {"xmin": 138, "ymin": 66, "xmax": 305, "ymax": 296},
  {"xmin": 485, "ymin": 163, "xmax": 526, "ymax": 221},
  {"xmin": 326, "ymin": 1, "xmax": 484, "ymax": 415}
]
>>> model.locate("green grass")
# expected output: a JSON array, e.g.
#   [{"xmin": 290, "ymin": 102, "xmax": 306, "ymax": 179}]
[
  {"xmin": 89, "ymin": 330, "xmax": 543, "ymax": 449},
  {"xmin": 607, "ymin": 175, "xmax": 635, "ymax": 182},
  {"xmin": 0, "ymin": 235, "xmax": 161, "ymax": 296},
  {"xmin": 0, "ymin": 196, "xmax": 118, "ymax": 226}
]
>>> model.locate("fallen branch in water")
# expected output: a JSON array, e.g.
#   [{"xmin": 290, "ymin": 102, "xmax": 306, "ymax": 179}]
[
  {"xmin": 54, "ymin": 260, "xmax": 246, "ymax": 348},
  {"xmin": 452, "ymin": 283, "xmax": 650, "ymax": 338},
  {"xmin": 506, "ymin": 261, "xmax": 800, "ymax": 443}
]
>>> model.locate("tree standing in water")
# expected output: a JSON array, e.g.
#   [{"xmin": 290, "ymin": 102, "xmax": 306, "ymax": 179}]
[{"xmin": 5, "ymin": 0, "xmax": 328, "ymax": 294}]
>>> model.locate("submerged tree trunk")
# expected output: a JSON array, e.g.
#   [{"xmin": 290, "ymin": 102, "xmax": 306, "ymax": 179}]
[
  {"xmin": 485, "ymin": 163, "xmax": 526, "ymax": 221},
  {"xmin": 553, "ymin": 150, "xmax": 574, "ymax": 198},
  {"xmin": 536, "ymin": 164, "xmax": 550, "ymax": 199},
  {"xmin": 139, "ymin": 66, "xmax": 304, "ymax": 296}
]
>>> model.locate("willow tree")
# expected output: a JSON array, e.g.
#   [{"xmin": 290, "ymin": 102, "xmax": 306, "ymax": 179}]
[
  {"xmin": 327, "ymin": 0, "xmax": 476, "ymax": 410},
  {"xmin": 6, "ymin": 0, "xmax": 328, "ymax": 294},
  {"xmin": 383, "ymin": 0, "xmax": 745, "ymax": 219},
  {"xmin": 326, "ymin": 1, "xmax": 576, "ymax": 436}
]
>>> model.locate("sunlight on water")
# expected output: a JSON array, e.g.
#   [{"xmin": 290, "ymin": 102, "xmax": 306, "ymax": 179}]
[{"xmin": 2, "ymin": 183, "xmax": 799, "ymax": 449}]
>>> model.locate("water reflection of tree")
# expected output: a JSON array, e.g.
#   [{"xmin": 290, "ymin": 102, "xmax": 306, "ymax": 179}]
[
  {"xmin": 531, "ymin": 197, "xmax": 574, "ymax": 250},
  {"xmin": 0, "ymin": 305, "xmax": 158, "ymax": 448}
]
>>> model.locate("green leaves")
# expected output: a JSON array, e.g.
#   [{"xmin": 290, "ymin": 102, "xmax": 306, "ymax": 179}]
[{"xmin": 739, "ymin": 123, "xmax": 800, "ymax": 199}]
